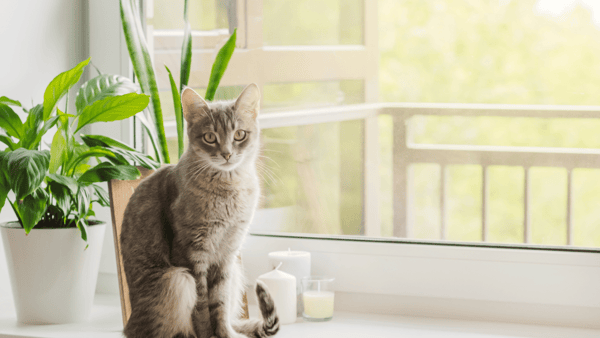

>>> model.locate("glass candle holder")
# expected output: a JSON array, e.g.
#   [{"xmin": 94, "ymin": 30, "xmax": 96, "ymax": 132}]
[{"xmin": 301, "ymin": 276, "xmax": 335, "ymax": 322}]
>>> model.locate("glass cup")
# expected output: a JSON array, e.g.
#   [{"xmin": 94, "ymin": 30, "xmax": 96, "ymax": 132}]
[{"xmin": 301, "ymin": 276, "xmax": 335, "ymax": 321}]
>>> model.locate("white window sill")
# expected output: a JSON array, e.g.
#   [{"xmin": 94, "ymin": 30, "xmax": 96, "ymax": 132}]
[{"xmin": 1, "ymin": 294, "xmax": 598, "ymax": 338}]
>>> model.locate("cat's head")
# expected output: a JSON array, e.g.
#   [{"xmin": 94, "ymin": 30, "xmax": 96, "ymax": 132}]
[{"xmin": 181, "ymin": 84, "xmax": 260, "ymax": 172}]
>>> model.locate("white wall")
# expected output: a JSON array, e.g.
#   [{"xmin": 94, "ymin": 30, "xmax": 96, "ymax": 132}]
[{"xmin": 0, "ymin": 0, "xmax": 88, "ymax": 311}]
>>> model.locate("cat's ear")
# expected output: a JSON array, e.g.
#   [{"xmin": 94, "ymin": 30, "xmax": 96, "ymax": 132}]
[
  {"xmin": 234, "ymin": 83, "xmax": 260, "ymax": 119},
  {"xmin": 181, "ymin": 86, "xmax": 209, "ymax": 124}
]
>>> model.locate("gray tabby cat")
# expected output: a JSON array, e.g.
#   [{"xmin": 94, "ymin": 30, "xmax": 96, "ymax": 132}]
[{"xmin": 120, "ymin": 84, "xmax": 279, "ymax": 338}]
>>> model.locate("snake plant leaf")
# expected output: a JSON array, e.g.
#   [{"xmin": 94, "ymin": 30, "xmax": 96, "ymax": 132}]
[
  {"xmin": 135, "ymin": 110, "xmax": 162, "ymax": 163},
  {"xmin": 180, "ymin": 0, "xmax": 192, "ymax": 92},
  {"xmin": 0, "ymin": 96, "xmax": 22, "ymax": 107},
  {"xmin": 78, "ymin": 162, "xmax": 141, "ymax": 185},
  {"xmin": 76, "ymin": 74, "xmax": 140, "ymax": 113},
  {"xmin": 205, "ymin": 28, "xmax": 237, "ymax": 101},
  {"xmin": 92, "ymin": 184, "xmax": 110, "ymax": 207},
  {"xmin": 120, "ymin": 0, "xmax": 170, "ymax": 163},
  {"xmin": 47, "ymin": 173, "xmax": 79, "ymax": 194},
  {"xmin": 43, "ymin": 58, "xmax": 90, "ymax": 120},
  {"xmin": 14, "ymin": 187, "xmax": 48, "ymax": 234},
  {"xmin": 0, "ymin": 103, "xmax": 24, "ymax": 139},
  {"xmin": 165, "ymin": 65, "xmax": 185, "ymax": 158},
  {"xmin": 6, "ymin": 149, "xmax": 50, "ymax": 200},
  {"xmin": 76, "ymin": 93, "xmax": 149, "ymax": 132}
]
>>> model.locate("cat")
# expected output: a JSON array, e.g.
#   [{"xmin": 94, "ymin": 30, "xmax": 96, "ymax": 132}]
[{"xmin": 120, "ymin": 84, "xmax": 279, "ymax": 338}]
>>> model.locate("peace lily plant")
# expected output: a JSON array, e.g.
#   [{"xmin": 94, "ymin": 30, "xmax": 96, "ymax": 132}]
[{"xmin": 0, "ymin": 57, "xmax": 158, "ymax": 246}]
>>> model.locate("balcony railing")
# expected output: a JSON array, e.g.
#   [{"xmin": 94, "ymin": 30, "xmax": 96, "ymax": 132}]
[{"xmin": 165, "ymin": 102, "xmax": 600, "ymax": 245}]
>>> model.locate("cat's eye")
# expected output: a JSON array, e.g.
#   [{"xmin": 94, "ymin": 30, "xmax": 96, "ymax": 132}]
[
  {"xmin": 234, "ymin": 130, "xmax": 247, "ymax": 141},
  {"xmin": 203, "ymin": 133, "xmax": 217, "ymax": 144}
]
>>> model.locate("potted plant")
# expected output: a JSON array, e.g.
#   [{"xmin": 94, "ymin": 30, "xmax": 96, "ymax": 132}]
[{"xmin": 0, "ymin": 57, "xmax": 159, "ymax": 324}]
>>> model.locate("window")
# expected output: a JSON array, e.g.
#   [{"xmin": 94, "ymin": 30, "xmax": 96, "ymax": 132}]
[
  {"xmin": 85, "ymin": 0, "xmax": 600, "ymax": 327},
  {"xmin": 146, "ymin": 0, "xmax": 600, "ymax": 250}
]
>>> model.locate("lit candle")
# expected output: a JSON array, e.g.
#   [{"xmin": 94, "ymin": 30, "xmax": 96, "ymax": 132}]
[
  {"xmin": 268, "ymin": 249, "xmax": 311, "ymax": 316},
  {"xmin": 257, "ymin": 263, "xmax": 297, "ymax": 325}
]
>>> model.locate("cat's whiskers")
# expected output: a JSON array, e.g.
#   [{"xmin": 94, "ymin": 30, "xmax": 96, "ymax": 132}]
[
  {"xmin": 187, "ymin": 161, "xmax": 212, "ymax": 185},
  {"xmin": 258, "ymin": 154, "xmax": 280, "ymax": 168},
  {"xmin": 256, "ymin": 162, "xmax": 282, "ymax": 186}
]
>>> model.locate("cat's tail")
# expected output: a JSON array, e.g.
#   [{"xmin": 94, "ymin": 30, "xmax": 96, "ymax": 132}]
[{"xmin": 233, "ymin": 280, "xmax": 280, "ymax": 337}]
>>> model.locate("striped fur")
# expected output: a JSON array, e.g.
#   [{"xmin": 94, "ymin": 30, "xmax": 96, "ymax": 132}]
[
  {"xmin": 120, "ymin": 85, "xmax": 279, "ymax": 338},
  {"xmin": 232, "ymin": 281, "xmax": 280, "ymax": 338}
]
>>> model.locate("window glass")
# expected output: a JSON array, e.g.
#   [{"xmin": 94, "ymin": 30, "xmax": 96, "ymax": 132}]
[
  {"xmin": 263, "ymin": 0, "xmax": 363, "ymax": 45},
  {"xmin": 152, "ymin": 0, "xmax": 227, "ymax": 31},
  {"xmin": 148, "ymin": 0, "xmax": 600, "ymax": 248}
]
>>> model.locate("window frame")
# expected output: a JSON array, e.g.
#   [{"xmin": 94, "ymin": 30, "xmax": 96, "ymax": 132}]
[{"xmin": 88, "ymin": 1, "xmax": 600, "ymax": 328}]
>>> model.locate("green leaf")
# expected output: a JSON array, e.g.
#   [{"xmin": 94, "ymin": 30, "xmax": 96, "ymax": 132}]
[
  {"xmin": 0, "ymin": 96, "xmax": 22, "ymax": 107},
  {"xmin": 20, "ymin": 104, "xmax": 44, "ymax": 149},
  {"xmin": 180, "ymin": 0, "xmax": 192, "ymax": 92},
  {"xmin": 49, "ymin": 129, "xmax": 67, "ymax": 174},
  {"xmin": 15, "ymin": 188, "xmax": 48, "ymax": 233},
  {"xmin": 27, "ymin": 115, "xmax": 61, "ymax": 152},
  {"xmin": 75, "ymin": 93, "xmax": 149, "ymax": 132},
  {"xmin": 48, "ymin": 181, "xmax": 72, "ymax": 217},
  {"xmin": 80, "ymin": 133, "xmax": 159, "ymax": 169},
  {"xmin": 74, "ymin": 163, "xmax": 91, "ymax": 176},
  {"xmin": 47, "ymin": 174, "xmax": 78, "ymax": 194},
  {"xmin": 67, "ymin": 147, "xmax": 125, "ymax": 174},
  {"xmin": 0, "ymin": 133, "xmax": 16, "ymax": 150},
  {"xmin": 135, "ymin": 111, "xmax": 162, "ymax": 163},
  {"xmin": 0, "ymin": 103, "xmax": 24, "ymax": 139},
  {"xmin": 0, "ymin": 152, "xmax": 9, "ymax": 212},
  {"xmin": 205, "ymin": 28, "xmax": 237, "ymax": 101},
  {"xmin": 92, "ymin": 184, "xmax": 110, "ymax": 207},
  {"xmin": 43, "ymin": 58, "xmax": 90, "ymax": 120},
  {"xmin": 80, "ymin": 134, "xmax": 136, "ymax": 151},
  {"xmin": 77, "ymin": 187, "xmax": 90, "ymax": 221},
  {"xmin": 78, "ymin": 162, "xmax": 140, "ymax": 185},
  {"xmin": 110, "ymin": 147, "xmax": 159, "ymax": 170},
  {"xmin": 76, "ymin": 74, "xmax": 139, "ymax": 113},
  {"xmin": 6, "ymin": 149, "xmax": 50, "ymax": 200},
  {"xmin": 165, "ymin": 65, "xmax": 185, "ymax": 158},
  {"xmin": 120, "ymin": 0, "xmax": 170, "ymax": 163},
  {"xmin": 64, "ymin": 143, "xmax": 90, "ymax": 175},
  {"xmin": 76, "ymin": 219, "xmax": 88, "ymax": 245}
]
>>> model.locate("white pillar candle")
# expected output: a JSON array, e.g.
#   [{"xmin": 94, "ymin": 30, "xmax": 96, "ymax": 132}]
[
  {"xmin": 303, "ymin": 291, "xmax": 335, "ymax": 319},
  {"xmin": 257, "ymin": 267, "xmax": 297, "ymax": 325},
  {"xmin": 268, "ymin": 249, "xmax": 311, "ymax": 315}
]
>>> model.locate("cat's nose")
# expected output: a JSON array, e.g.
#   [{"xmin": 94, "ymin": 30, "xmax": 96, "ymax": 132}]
[{"xmin": 222, "ymin": 153, "xmax": 232, "ymax": 161}]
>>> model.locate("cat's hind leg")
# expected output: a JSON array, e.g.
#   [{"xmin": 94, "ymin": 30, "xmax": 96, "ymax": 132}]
[{"xmin": 124, "ymin": 267, "xmax": 197, "ymax": 338}]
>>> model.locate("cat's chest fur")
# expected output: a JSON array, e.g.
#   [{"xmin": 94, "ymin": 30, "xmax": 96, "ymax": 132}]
[{"xmin": 170, "ymin": 167, "xmax": 259, "ymax": 267}]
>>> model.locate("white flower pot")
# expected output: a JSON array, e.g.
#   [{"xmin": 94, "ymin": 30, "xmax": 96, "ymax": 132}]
[{"xmin": 0, "ymin": 221, "xmax": 106, "ymax": 324}]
